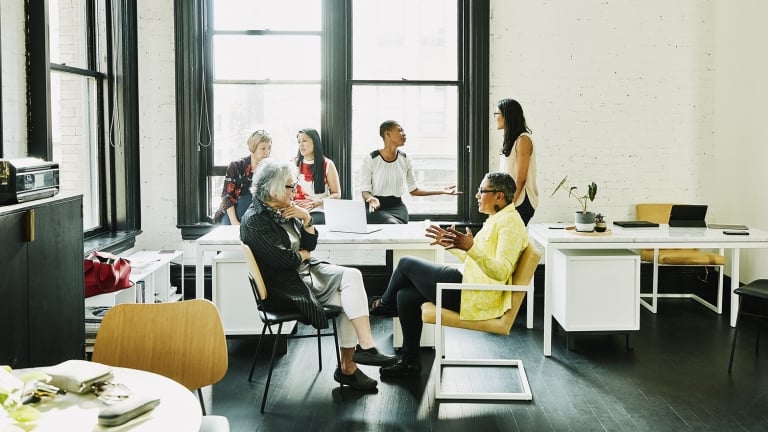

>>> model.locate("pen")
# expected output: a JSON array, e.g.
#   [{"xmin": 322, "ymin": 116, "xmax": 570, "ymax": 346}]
[{"xmin": 548, "ymin": 227, "xmax": 565, "ymax": 229}]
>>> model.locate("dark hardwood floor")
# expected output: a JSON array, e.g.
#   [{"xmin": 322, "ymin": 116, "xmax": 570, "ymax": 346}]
[{"xmin": 211, "ymin": 295, "xmax": 768, "ymax": 431}]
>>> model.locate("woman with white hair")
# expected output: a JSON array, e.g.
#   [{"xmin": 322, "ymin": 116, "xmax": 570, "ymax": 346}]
[{"xmin": 240, "ymin": 158, "xmax": 397, "ymax": 391}]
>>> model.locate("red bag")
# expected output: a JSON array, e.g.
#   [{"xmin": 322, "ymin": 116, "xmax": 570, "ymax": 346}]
[{"xmin": 84, "ymin": 252, "xmax": 134, "ymax": 298}]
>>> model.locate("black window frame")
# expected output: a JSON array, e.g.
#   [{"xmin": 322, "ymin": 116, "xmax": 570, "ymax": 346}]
[
  {"xmin": 175, "ymin": 0, "xmax": 489, "ymax": 239},
  {"xmin": 26, "ymin": 0, "xmax": 141, "ymax": 254}
]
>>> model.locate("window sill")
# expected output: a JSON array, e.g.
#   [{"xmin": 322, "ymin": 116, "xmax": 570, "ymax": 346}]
[{"xmin": 83, "ymin": 230, "xmax": 142, "ymax": 257}]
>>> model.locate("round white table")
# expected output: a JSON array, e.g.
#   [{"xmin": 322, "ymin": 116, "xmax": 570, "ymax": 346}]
[{"xmin": 6, "ymin": 366, "xmax": 202, "ymax": 431}]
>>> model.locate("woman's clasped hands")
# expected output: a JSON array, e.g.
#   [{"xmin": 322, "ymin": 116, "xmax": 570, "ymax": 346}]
[
  {"xmin": 424, "ymin": 224, "xmax": 474, "ymax": 251},
  {"xmin": 280, "ymin": 203, "xmax": 313, "ymax": 226}
]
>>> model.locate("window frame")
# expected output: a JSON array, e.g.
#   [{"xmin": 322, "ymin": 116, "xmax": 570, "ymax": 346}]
[
  {"xmin": 26, "ymin": 0, "xmax": 141, "ymax": 254},
  {"xmin": 175, "ymin": 0, "xmax": 489, "ymax": 239}
]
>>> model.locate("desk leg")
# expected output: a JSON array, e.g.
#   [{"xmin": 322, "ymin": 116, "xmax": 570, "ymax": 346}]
[
  {"xmin": 196, "ymin": 248, "xmax": 205, "ymax": 299},
  {"xmin": 730, "ymin": 248, "xmax": 740, "ymax": 327},
  {"xmin": 543, "ymin": 246, "xmax": 553, "ymax": 356}
]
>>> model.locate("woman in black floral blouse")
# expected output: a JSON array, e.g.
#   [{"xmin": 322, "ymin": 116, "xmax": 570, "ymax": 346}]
[{"xmin": 213, "ymin": 130, "xmax": 272, "ymax": 224}]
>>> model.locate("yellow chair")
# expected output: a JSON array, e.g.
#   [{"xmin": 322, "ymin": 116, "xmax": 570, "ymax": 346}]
[
  {"xmin": 92, "ymin": 299, "xmax": 230, "ymax": 431},
  {"xmin": 421, "ymin": 245, "xmax": 541, "ymax": 400},
  {"xmin": 636, "ymin": 203, "xmax": 725, "ymax": 313}
]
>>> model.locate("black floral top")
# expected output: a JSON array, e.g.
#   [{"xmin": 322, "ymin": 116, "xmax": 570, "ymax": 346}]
[{"xmin": 213, "ymin": 156, "xmax": 253, "ymax": 222}]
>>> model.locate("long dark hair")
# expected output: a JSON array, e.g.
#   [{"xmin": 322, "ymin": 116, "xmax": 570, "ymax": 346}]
[
  {"xmin": 498, "ymin": 99, "xmax": 531, "ymax": 157},
  {"xmin": 295, "ymin": 128, "xmax": 327, "ymax": 194}
]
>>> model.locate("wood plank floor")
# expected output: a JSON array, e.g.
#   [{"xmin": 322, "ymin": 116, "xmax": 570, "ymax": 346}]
[{"xmin": 211, "ymin": 297, "xmax": 768, "ymax": 431}]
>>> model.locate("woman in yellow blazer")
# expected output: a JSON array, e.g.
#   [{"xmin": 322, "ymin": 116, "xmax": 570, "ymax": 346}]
[{"xmin": 369, "ymin": 172, "xmax": 528, "ymax": 379}]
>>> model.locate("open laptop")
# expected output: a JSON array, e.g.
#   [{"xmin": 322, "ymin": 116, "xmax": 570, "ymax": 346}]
[
  {"xmin": 668, "ymin": 204, "xmax": 708, "ymax": 228},
  {"xmin": 323, "ymin": 199, "xmax": 382, "ymax": 234}
]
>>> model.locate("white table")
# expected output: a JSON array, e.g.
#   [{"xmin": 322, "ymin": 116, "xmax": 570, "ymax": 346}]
[
  {"xmin": 529, "ymin": 223, "xmax": 768, "ymax": 357},
  {"xmin": 195, "ymin": 223, "xmax": 440, "ymax": 300},
  {"xmin": 8, "ymin": 366, "xmax": 201, "ymax": 431}
]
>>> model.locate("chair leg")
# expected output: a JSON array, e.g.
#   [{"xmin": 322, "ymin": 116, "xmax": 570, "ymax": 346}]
[
  {"xmin": 728, "ymin": 298, "xmax": 742, "ymax": 373},
  {"xmin": 249, "ymin": 324, "xmax": 271, "ymax": 382},
  {"xmin": 260, "ymin": 322, "xmax": 284, "ymax": 414},
  {"xmin": 197, "ymin": 388, "xmax": 207, "ymax": 415},
  {"xmin": 331, "ymin": 318, "xmax": 341, "ymax": 370},
  {"xmin": 316, "ymin": 327, "xmax": 323, "ymax": 371}
]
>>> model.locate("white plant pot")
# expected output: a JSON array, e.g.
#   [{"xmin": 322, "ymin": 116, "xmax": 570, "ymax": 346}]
[{"xmin": 574, "ymin": 211, "xmax": 596, "ymax": 232}]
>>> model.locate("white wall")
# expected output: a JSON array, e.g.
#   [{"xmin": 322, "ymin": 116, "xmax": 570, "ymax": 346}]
[
  {"xmin": 1, "ymin": 0, "xmax": 27, "ymax": 156},
  {"xmin": 713, "ymin": 0, "xmax": 768, "ymax": 282}
]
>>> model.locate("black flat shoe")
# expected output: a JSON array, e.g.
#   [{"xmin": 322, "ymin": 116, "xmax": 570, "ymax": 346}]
[
  {"xmin": 380, "ymin": 357, "xmax": 422, "ymax": 380},
  {"xmin": 353, "ymin": 345, "xmax": 398, "ymax": 367},
  {"xmin": 369, "ymin": 297, "xmax": 398, "ymax": 317},
  {"xmin": 333, "ymin": 367, "xmax": 377, "ymax": 391}
]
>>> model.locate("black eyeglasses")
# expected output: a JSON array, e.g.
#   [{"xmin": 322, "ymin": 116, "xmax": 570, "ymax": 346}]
[
  {"xmin": 493, "ymin": 112, "xmax": 502, "ymax": 116},
  {"xmin": 477, "ymin": 188, "xmax": 501, "ymax": 194},
  {"xmin": 285, "ymin": 181, "xmax": 298, "ymax": 190}
]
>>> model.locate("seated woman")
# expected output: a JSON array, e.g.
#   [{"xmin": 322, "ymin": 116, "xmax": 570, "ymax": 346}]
[
  {"xmin": 213, "ymin": 130, "xmax": 272, "ymax": 225},
  {"xmin": 291, "ymin": 128, "xmax": 341, "ymax": 225},
  {"xmin": 240, "ymin": 159, "xmax": 397, "ymax": 391},
  {"xmin": 359, "ymin": 120, "xmax": 459, "ymax": 224},
  {"xmin": 370, "ymin": 172, "xmax": 528, "ymax": 379}
]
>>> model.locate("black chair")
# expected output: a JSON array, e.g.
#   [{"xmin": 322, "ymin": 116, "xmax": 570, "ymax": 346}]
[
  {"xmin": 240, "ymin": 243, "xmax": 342, "ymax": 413},
  {"xmin": 728, "ymin": 279, "xmax": 768, "ymax": 373}
]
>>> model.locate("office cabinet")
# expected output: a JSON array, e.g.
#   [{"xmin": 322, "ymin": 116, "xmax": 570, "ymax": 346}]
[
  {"xmin": 0, "ymin": 195, "xmax": 84, "ymax": 367},
  {"xmin": 552, "ymin": 249, "xmax": 640, "ymax": 332}
]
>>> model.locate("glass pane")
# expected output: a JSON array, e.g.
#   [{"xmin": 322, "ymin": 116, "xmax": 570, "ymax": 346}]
[
  {"xmin": 49, "ymin": 0, "xmax": 89, "ymax": 68},
  {"xmin": 213, "ymin": 35, "xmax": 321, "ymax": 81},
  {"xmin": 50, "ymin": 72, "xmax": 101, "ymax": 230},
  {"xmin": 212, "ymin": 83, "xmax": 321, "ymax": 167},
  {"xmin": 212, "ymin": 0, "xmax": 321, "ymax": 31},
  {"xmin": 353, "ymin": 0, "xmax": 457, "ymax": 81},
  {"xmin": 351, "ymin": 85, "xmax": 458, "ymax": 216}
]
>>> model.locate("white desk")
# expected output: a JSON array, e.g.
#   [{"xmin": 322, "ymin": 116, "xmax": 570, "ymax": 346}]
[
  {"xmin": 195, "ymin": 223, "xmax": 439, "ymax": 300},
  {"xmin": 8, "ymin": 366, "xmax": 201, "ymax": 431},
  {"xmin": 529, "ymin": 223, "xmax": 768, "ymax": 357}
]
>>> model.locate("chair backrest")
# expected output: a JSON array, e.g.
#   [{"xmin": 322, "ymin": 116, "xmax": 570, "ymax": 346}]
[
  {"xmin": 636, "ymin": 203, "xmax": 674, "ymax": 224},
  {"xmin": 510, "ymin": 245, "xmax": 541, "ymax": 286},
  {"xmin": 241, "ymin": 242, "xmax": 268, "ymax": 303},
  {"xmin": 92, "ymin": 299, "xmax": 228, "ymax": 391}
]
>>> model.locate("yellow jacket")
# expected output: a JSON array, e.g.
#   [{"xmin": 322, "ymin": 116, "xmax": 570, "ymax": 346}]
[{"xmin": 448, "ymin": 204, "xmax": 528, "ymax": 320}]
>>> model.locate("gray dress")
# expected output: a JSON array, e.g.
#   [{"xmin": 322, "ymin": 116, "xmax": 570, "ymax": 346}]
[{"xmin": 282, "ymin": 222, "xmax": 343, "ymax": 305}]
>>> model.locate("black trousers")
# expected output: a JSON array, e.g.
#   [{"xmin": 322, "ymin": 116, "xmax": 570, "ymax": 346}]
[{"xmin": 381, "ymin": 256, "xmax": 462, "ymax": 357}]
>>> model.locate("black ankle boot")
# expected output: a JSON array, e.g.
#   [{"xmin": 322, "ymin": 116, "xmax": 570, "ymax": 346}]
[{"xmin": 380, "ymin": 356, "xmax": 421, "ymax": 379}]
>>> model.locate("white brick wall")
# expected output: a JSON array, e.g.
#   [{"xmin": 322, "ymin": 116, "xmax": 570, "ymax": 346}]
[
  {"xmin": 1, "ymin": 0, "xmax": 27, "ymax": 156},
  {"xmin": 490, "ymin": 0, "xmax": 717, "ymax": 224}
]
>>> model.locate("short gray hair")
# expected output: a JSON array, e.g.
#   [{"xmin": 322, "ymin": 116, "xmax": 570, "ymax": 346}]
[
  {"xmin": 251, "ymin": 158, "xmax": 297, "ymax": 202},
  {"xmin": 483, "ymin": 172, "xmax": 516, "ymax": 205}
]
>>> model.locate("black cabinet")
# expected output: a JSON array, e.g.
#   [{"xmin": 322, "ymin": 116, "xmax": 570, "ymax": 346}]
[{"xmin": 0, "ymin": 195, "xmax": 84, "ymax": 367}]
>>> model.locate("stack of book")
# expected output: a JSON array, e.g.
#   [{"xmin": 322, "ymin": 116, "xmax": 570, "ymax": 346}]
[{"xmin": 85, "ymin": 306, "xmax": 112, "ymax": 352}]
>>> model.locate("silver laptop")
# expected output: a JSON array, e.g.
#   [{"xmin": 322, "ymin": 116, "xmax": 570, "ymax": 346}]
[{"xmin": 323, "ymin": 199, "xmax": 382, "ymax": 234}]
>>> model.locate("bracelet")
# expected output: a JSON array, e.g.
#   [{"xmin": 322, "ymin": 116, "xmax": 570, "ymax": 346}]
[{"xmin": 304, "ymin": 218, "xmax": 314, "ymax": 228}]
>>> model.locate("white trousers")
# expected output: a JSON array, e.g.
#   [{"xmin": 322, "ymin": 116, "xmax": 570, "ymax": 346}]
[{"xmin": 323, "ymin": 267, "xmax": 369, "ymax": 348}]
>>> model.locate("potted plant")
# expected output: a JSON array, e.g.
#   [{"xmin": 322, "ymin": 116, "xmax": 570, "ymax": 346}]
[
  {"xmin": 594, "ymin": 213, "xmax": 607, "ymax": 232},
  {"xmin": 551, "ymin": 176, "xmax": 598, "ymax": 232}
]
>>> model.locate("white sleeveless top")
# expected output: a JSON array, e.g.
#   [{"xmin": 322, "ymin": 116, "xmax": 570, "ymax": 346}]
[{"xmin": 498, "ymin": 132, "xmax": 538, "ymax": 209}]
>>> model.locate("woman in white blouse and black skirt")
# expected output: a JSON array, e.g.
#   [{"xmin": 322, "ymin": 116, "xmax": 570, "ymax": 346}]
[{"xmin": 359, "ymin": 120, "xmax": 459, "ymax": 224}]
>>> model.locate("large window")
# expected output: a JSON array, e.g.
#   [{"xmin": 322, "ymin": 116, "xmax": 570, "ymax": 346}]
[
  {"xmin": 28, "ymin": 0, "xmax": 140, "ymax": 250},
  {"xmin": 177, "ymin": 0, "xmax": 489, "ymax": 235}
]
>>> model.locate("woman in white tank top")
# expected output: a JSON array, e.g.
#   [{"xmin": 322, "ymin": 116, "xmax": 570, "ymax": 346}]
[{"xmin": 495, "ymin": 98, "xmax": 538, "ymax": 225}]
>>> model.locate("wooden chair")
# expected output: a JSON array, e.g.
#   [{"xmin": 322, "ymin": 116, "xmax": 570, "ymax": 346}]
[
  {"xmin": 636, "ymin": 203, "xmax": 725, "ymax": 313},
  {"xmin": 92, "ymin": 299, "xmax": 230, "ymax": 432},
  {"xmin": 421, "ymin": 245, "xmax": 541, "ymax": 400},
  {"xmin": 240, "ymin": 243, "xmax": 342, "ymax": 414}
]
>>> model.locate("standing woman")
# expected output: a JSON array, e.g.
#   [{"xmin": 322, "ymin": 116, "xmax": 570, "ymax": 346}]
[
  {"xmin": 292, "ymin": 128, "xmax": 341, "ymax": 225},
  {"xmin": 496, "ymin": 99, "xmax": 538, "ymax": 225},
  {"xmin": 214, "ymin": 129, "xmax": 273, "ymax": 225},
  {"xmin": 360, "ymin": 120, "xmax": 458, "ymax": 224}
]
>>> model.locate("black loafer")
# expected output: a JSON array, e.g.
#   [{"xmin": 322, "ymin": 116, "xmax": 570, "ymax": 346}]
[
  {"xmin": 380, "ymin": 357, "xmax": 422, "ymax": 380},
  {"xmin": 353, "ymin": 345, "xmax": 398, "ymax": 367},
  {"xmin": 369, "ymin": 297, "xmax": 398, "ymax": 317},
  {"xmin": 333, "ymin": 367, "xmax": 377, "ymax": 391}
]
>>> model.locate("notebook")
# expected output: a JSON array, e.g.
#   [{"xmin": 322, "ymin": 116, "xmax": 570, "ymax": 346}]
[
  {"xmin": 668, "ymin": 204, "xmax": 708, "ymax": 228},
  {"xmin": 707, "ymin": 223, "xmax": 749, "ymax": 230},
  {"xmin": 323, "ymin": 199, "xmax": 382, "ymax": 234},
  {"xmin": 613, "ymin": 220, "xmax": 659, "ymax": 228}
]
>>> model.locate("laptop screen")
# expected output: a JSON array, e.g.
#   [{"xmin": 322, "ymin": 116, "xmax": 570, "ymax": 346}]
[
  {"xmin": 668, "ymin": 204, "xmax": 708, "ymax": 228},
  {"xmin": 322, "ymin": 199, "xmax": 382, "ymax": 234}
]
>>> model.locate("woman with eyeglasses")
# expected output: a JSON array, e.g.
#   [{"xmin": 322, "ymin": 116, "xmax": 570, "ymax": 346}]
[
  {"xmin": 369, "ymin": 172, "xmax": 528, "ymax": 379},
  {"xmin": 495, "ymin": 98, "xmax": 538, "ymax": 225},
  {"xmin": 359, "ymin": 120, "xmax": 459, "ymax": 224},
  {"xmin": 241, "ymin": 159, "xmax": 398, "ymax": 391},
  {"xmin": 291, "ymin": 128, "xmax": 341, "ymax": 225},
  {"xmin": 213, "ymin": 129, "xmax": 273, "ymax": 225}
]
